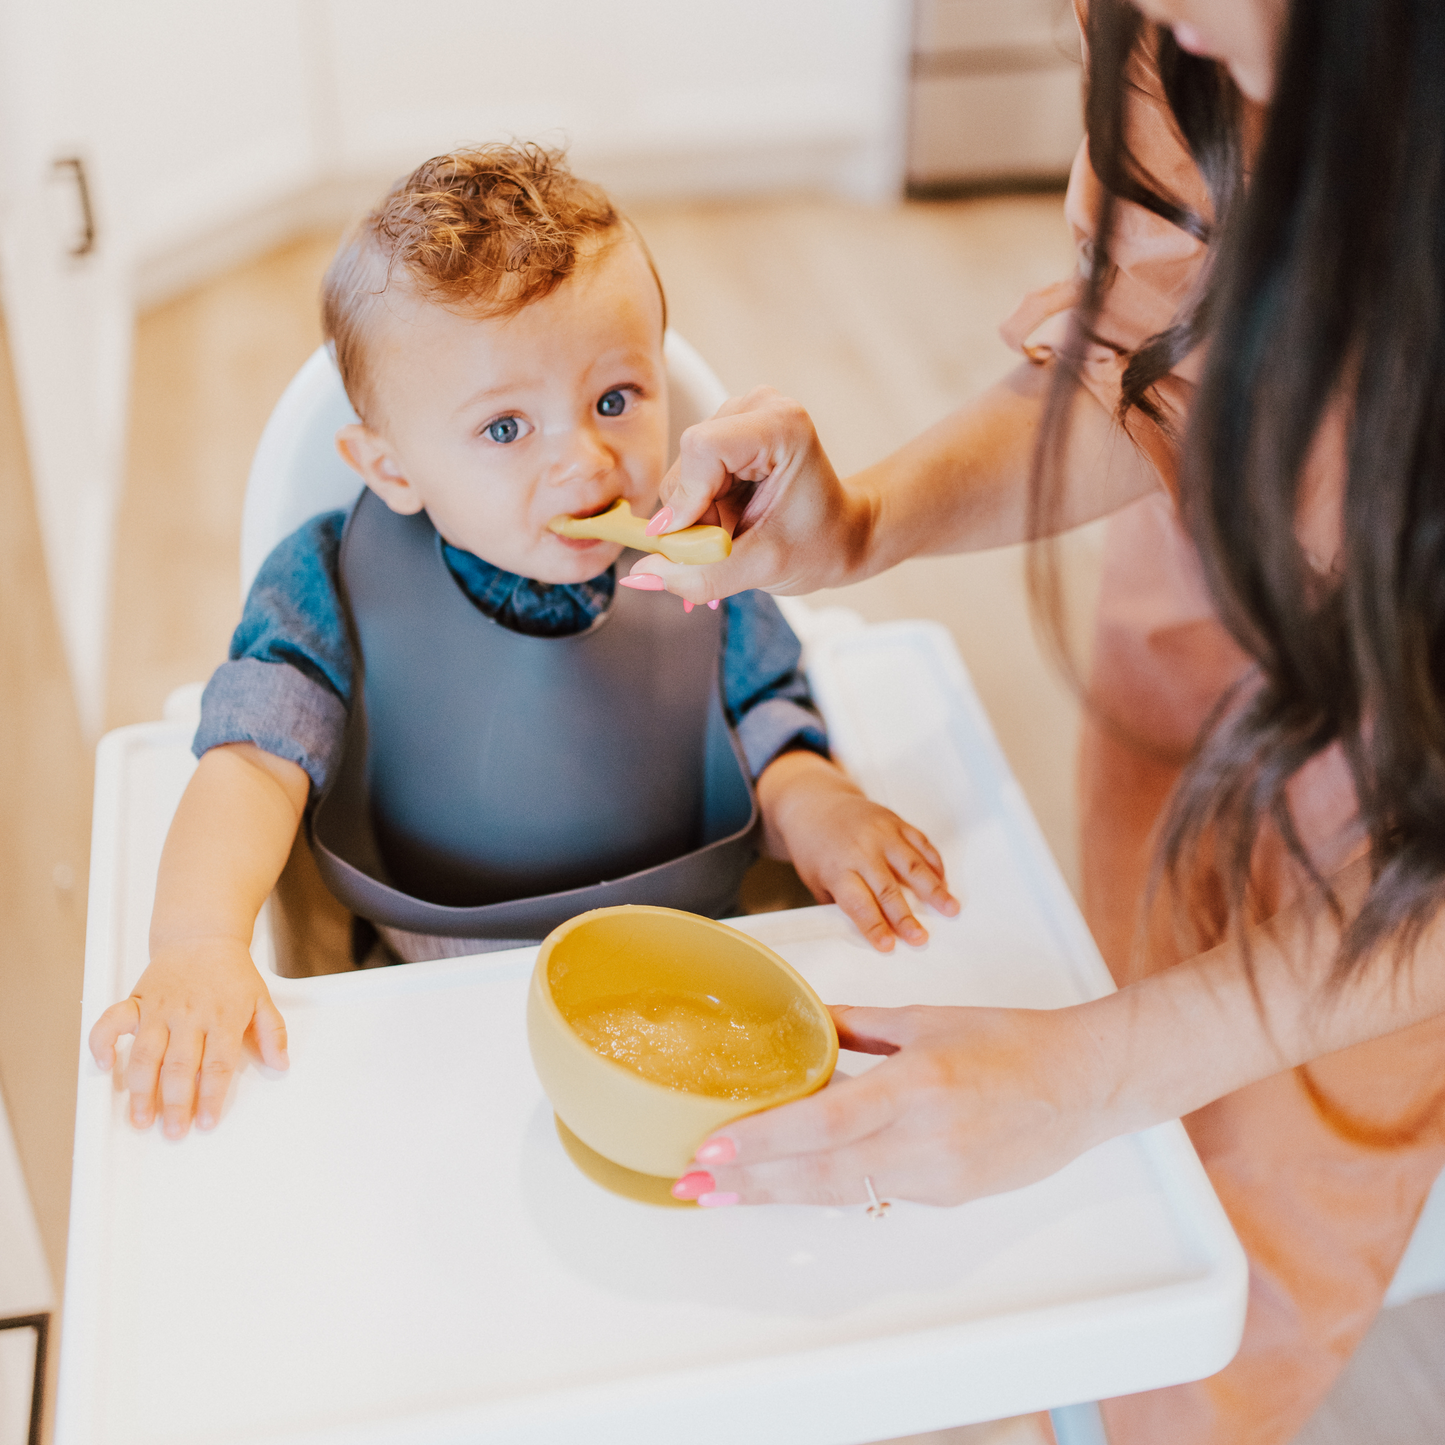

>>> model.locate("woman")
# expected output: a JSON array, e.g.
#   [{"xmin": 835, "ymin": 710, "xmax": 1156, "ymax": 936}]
[{"xmin": 628, "ymin": 1, "xmax": 1445, "ymax": 1441}]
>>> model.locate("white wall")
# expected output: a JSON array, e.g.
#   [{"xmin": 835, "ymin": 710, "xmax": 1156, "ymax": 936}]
[{"xmin": 320, "ymin": 0, "xmax": 911, "ymax": 203}]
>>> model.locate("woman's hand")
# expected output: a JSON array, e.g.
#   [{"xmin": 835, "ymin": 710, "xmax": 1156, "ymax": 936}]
[
  {"xmin": 624, "ymin": 365, "xmax": 1159, "ymax": 606},
  {"xmin": 756, "ymin": 749, "xmax": 958, "ymax": 950},
  {"xmin": 628, "ymin": 387, "xmax": 872, "ymax": 603},
  {"xmin": 671, "ymin": 1002, "xmax": 1113, "ymax": 1207},
  {"xmin": 671, "ymin": 856, "xmax": 1445, "ymax": 1208},
  {"xmin": 89, "ymin": 937, "xmax": 289, "ymax": 1138}
]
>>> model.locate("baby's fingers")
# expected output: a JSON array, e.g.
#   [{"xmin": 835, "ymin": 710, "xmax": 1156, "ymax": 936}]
[
  {"xmin": 195, "ymin": 1028, "xmax": 242, "ymax": 1132},
  {"xmin": 89, "ymin": 997, "xmax": 140, "ymax": 1069},
  {"xmin": 158, "ymin": 1026, "xmax": 204, "ymax": 1140},
  {"xmin": 250, "ymin": 993, "xmax": 290, "ymax": 1071},
  {"xmin": 832, "ymin": 870, "xmax": 912, "ymax": 952},
  {"xmin": 901, "ymin": 824, "xmax": 947, "ymax": 880},
  {"xmin": 124, "ymin": 1017, "xmax": 170, "ymax": 1129},
  {"xmin": 887, "ymin": 835, "xmax": 960, "ymax": 917},
  {"xmin": 863, "ymin": 866, "xmax": 931, "ymax": 947}
]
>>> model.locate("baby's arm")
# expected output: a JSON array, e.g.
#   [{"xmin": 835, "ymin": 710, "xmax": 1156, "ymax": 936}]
[
  {"xmin": 89, "ymin": 743, "xmax": 308, "ymax": 1138},
  {"xmin": 756, "ymin": 749, "xmax": 958, "ymax": 951}
]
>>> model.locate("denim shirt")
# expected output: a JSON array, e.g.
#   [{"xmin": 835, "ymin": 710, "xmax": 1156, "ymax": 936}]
[{"xmin": 194, "ymin": 510, "xmax": 827, "ymax": 796}]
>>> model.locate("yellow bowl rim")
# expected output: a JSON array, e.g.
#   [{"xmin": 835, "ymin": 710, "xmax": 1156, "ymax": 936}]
[{"xmin": 531, "ymin": 904, "xmax": 839, "ymax": 1111}]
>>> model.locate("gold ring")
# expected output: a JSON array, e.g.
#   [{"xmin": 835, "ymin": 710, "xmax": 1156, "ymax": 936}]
[{"xmin": 864, "ymin": 1175, "xmax": 891, "ymax": 1220}]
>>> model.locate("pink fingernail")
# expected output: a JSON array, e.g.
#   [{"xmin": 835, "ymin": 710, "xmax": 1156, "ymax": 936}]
[
  {"xmin": 707, "ymin": 598, "xmax": 719, "ymax": 610},
  {"xmin": 694, "ymin": 1137, "xmax": 736, "ymax": 1165},
  {"xmin": 683, "ymin": 599, "xmax": 694, "ymax": 613},
  {"xmin": 699, "ymin": 1191, "xmax": 740, "ymax": 1208},
  {"xmin": 196, "ymin": 1111, "xmax": 215, "ymax": 1130},
  {"xmin": 645, "ymin": 506, "xmax": 674, "ymax": 537},
  {"xmin": 671, "ymin": 1170, "xmax": 714, "ymax": 1199},
  {"xmin": 619, "ymin": 574, "xmax": 665, "ymax": 591}
]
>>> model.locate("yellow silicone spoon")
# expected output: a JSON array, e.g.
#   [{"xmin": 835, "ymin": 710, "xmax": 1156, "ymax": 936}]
[{"xmin": 547, "ymin": 499, "xmax": 731, "ymax": 565}]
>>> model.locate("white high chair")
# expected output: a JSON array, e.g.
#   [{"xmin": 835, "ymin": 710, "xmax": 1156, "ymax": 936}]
[
  {"xmin": 66, "ymin": 336, "xmax": 1442, "ymax": 1445},
  {"xmin": 68, "ymin": 336, "xmax": 1264, "ymax": 1445},
  {"xmin": 228, "ymin": 342, "xmax": 1122, "ymax": 1443},
  {"xmin": 235, "ymin": 337, "xmax": 1445, "ymax": 1326}
]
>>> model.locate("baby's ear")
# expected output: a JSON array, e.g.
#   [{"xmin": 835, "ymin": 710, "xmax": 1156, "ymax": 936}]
[{"xmin": 335, "ymin": 424, "xmax": 424, "ymax": 515}]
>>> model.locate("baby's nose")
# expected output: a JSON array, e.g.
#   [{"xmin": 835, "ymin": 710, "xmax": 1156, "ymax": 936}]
[{"xmin": 549, "ymin": 423, "xmax": 616, "ymax": 483}]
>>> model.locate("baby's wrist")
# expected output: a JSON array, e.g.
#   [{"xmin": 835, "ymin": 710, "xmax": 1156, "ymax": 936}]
[{"xmin": 148, "ymin": 927, "xmax": 257, "ymax": 962}]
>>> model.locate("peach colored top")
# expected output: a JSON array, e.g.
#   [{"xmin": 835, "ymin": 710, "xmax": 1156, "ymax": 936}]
[
  {"xmin": 999, "ymin": 24, "xmax": 1209, "ymax": 496},
  {"xmin": 1002, "ymin": 28, "xmax": 1445, "ymax": 1445},
  {"xmin": 1002, "ymin": 18, "xmax": 1360, "ymax": 891}
]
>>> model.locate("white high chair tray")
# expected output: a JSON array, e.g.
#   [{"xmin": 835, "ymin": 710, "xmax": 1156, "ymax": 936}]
[{"xmin": 60, "ymin": 620, "xmax": 1246, "ymax": 1445}]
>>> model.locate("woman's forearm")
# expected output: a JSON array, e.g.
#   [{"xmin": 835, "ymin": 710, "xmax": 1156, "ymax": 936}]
[
  {"xmin": 1079, "ymin": 857, "xmax": 1445, "ymax": 1139},
  {"xmin": 844, "ymin": 361, "xmax": 1161, "ymax": 582},
  {"xmin": 641, "ymin": 360, "xmax": 1159, "ymax": 602}
]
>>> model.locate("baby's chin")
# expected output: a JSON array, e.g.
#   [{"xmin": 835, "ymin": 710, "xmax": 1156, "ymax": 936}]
[{"xmin": 527, "ymin": 535, "xmax": 625, "ymax": 585}]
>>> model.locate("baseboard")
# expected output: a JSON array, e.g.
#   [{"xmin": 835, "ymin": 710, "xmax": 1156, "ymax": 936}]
[{"xmin": 132, "ymin": 137, "xmax": 904, "ymax": 313}]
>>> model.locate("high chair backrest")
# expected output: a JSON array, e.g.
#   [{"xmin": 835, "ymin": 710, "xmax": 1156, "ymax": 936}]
[{"xmin": 239, "ymin": 331, "xmax": 730, "ymax": 601}]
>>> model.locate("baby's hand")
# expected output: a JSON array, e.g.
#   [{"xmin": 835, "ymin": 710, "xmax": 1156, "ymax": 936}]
[
  {"xmin": 88, "ymin": 937, "xmax": 289, "ymax": 1139},
  {"xmin": 756, "ymin": 750, "xmax": 959, "ymax": 951}
]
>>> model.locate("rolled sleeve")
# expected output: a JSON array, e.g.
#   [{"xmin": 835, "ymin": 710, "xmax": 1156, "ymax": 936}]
[
  {"xmin": 193, "ymin": 658, "xmax": 349, "ymax": 795},
  {"xmin": 191, "ymin": 509, "xmax": 355, "ymax": 795},
  {"xmin": 734, "ymin": 696, "xmax": 829, "ymax": 777}
]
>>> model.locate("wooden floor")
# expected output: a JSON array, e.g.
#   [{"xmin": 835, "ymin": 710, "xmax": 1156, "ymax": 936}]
[{"xmin": 2, "ymin": 191, "xmax": 1442, "ymax": 1444}]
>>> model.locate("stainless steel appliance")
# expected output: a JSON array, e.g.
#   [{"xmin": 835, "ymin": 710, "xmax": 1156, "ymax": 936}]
[{"xmin": 907, "ymin": 0, "xmax": 1083, "ymax": 192}]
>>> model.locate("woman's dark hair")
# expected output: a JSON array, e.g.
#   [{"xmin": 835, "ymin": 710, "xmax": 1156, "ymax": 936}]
[{"xmin": 1036, "ymin": 0, "xmax": 1445, "ymax": 979}]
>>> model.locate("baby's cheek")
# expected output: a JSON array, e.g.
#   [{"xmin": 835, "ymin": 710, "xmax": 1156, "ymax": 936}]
[{"xmin": 625, "ymin": 442, "xmax": 667, "ymax": 496}]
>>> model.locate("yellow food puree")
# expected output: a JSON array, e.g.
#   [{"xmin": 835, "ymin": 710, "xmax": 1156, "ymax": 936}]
[{"xmin": 570, "ymin": 989, "xmax": 811, "ymax": 1099}]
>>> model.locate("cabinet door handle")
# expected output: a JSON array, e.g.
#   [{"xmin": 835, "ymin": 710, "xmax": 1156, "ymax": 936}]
[{"xmin": 53, "ymin": 156, "xmax": 96, "ymax": 257}]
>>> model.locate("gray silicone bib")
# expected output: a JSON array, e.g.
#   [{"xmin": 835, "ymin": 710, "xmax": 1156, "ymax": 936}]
[{"xmin": 310, "ymin": 490, "xmax": 758, "ymax": 941}]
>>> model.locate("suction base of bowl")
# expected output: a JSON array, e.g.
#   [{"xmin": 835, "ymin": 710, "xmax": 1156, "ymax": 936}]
[{"xmin": 554, "ymin": 1115, "xmax": 696, "ymax": 1209}]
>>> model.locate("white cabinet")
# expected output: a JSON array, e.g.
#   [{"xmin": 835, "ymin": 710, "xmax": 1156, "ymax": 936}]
[
  {"xmin": 73, "ymin": 0, "xmax": 322, "ymax": 272},
  {"xmin": 0, "ymin": 0, "xmax": 137, "ymax": 740},
  {"xmin": 0, "ymin": 0, "xmax": 320, "ymax": 735}
]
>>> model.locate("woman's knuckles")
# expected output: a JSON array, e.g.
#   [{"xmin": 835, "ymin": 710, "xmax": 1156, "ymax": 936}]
[
  {"xmin": 897, "ymin": 1046, "xmax": 977, "ymax": 1099},
  {"xmin": 750, "ymin": 1154, "xmax": 857, "ymax": 1207}
]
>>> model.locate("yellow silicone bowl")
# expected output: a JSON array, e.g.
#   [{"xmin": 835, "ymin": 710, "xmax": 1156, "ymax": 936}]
[{"xmin": 527, "ymin": 905, "xmax": 838, "ymax": 1179}]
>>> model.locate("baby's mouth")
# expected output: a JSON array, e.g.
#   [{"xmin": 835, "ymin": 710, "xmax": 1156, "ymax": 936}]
[
  {"xmin": 546, "ymin": 497, "xmax": 633, "ymax": 545},
  {"xmin": 547, "ymin": 498, "xmax": 629, "ymax": 550},
  {"xmin": 563, "ymin": 498, "xmax": 622, "ymax": 522}
]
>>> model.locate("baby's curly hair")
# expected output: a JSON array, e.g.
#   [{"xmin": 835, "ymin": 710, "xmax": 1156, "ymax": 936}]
[{"xmin": 323, "ymin": 143, "xmax": 660, "ymax": 420}]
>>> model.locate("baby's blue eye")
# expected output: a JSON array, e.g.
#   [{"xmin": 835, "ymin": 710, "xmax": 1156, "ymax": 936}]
[
  {"xmin": 487, "ymin": 416, "xmax": 521, "ymax": 444},
  {"xmin": 597, "ymin": 389, "xmax": 628, "ymax": 417}
]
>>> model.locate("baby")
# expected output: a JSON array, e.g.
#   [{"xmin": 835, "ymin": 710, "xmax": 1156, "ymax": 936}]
[{"xmin": 89, "ymin": 145, "xmax": 956, "ymax": 1139}]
